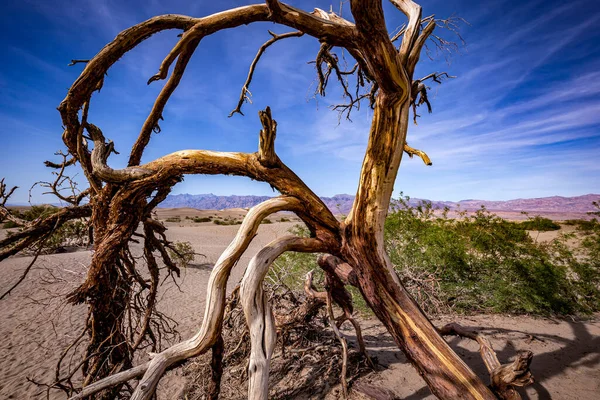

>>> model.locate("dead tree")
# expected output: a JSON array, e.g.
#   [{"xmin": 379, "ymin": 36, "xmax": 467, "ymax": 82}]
[{"xmin": 0, "ymin": 1, "xmax": 533, "ymax": 399}]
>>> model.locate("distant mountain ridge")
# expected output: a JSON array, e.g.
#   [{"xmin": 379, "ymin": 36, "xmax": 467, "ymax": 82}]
[{"xmin": 160, "ymin": 193, "xmax": 600, "ymax": 214}]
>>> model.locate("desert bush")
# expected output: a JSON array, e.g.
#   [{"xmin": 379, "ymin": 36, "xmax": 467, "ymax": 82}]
[
  {"xmin": 2, "ymin": 205, "xmax": 59, "ymax": 228},
  {"xmin": 192, "ymin": 216, "xmax": 212, "ymax": 223},
  {"xmin": 2, "ymin": 220, "xmax": 20, "ymax": 229},
  {"xmin": 385, "ymin": 196, "xmax": 600, "ymax": 316},
  {"xmin": 45, "ymin": 220, "xmax": 89, "ymax": 251},
  {"xmin": 565, "ymin": 219, "xmax": 599, "ymax": 232},
  {"xmin": 213, "ymin": 218, "xmax": 241, "ymax": 225},
  {"xmin": 165, "ymin": 217, "xmax": 181, "ymax": 223},
  {"xmin": 22, "ymin": 204, "xmax": 59, "ymax": 221},
  {"xmin": 261, "ymin": 218, "xmax": 273, "ymax": 224},
  {"xmin": 519, "ymin": 216, "xmax": 560, "ymax": 231},
  {"xmin": 279, "ymin": 217, "xmax": 290, "ymax": 222},
  {"xmin": 6, "ymin": 218, "xmax": 89, "ymax": 252},
  {"xmin": 267, "ymin": 225, "xmax": 371, "ymax": 314},
  {"xmin": 265, "ymin": 199, "xmax": 600, "ymax": 317},
  {"xmin": 167, "ymin": 241, "xmax": 196, "ymax": 268}
]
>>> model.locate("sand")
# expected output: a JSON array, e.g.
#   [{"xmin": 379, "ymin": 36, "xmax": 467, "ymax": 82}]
[{"xmin": 1, "ymin": 216, "xmax": 599, "ymax": 399}]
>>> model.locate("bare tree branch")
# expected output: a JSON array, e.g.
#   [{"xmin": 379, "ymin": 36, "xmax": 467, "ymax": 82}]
[
  {"xmin": 240, "ymin": 235, "xmax": 326, "ymax": 400},
  {"xmin": 68, "ymin": 59, "xmax": 90, "ymax": 66},
  {"xmin": 403, "ymin": 143, "xmax": 432, "ymax": 165},
  {"xmin": 70, "ymin": 197, "xmax": 307, "ymax": 400},
  {"xmin": 439, "ymin": 323, "xmax": 534, "ymax": 399},
  {"xmin": 86, "ymin": 123, "xmax": 154, "ymax": 182},
  {"xmin": 0, "ymin": 204, "xmax": 92, "ymax": 262},
  {"xmin": 229, "ymin": 30, "xmax": 304, "ymax": 117},
  {"xmin": 129, "ymin": 37, "xmax": 201, "ymax": 166}
]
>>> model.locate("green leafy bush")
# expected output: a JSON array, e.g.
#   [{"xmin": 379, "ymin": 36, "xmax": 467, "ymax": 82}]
[
  {"xmin": 4, "ymin": 205, "xmax": 89, "ymax": 251},
  {"xmin": 192, "ymin": 217, "xmax": 212, "ymax": 223},
  {"xmin": 168, "ymin": 241, "xmax": 196, "ymax": 268},
  {"xmin": 565, "ymin": 219, "xmax": 599, "ymax": 232},
  {"xmin": 262, "ymin": 199, "xmax": 600, "ymax": 317},
  {"xmin": 385, "ymin": 197, "xmax": 600, "ymax": 316},
  {"xmin": 213, "ymin": 218, "xmax": 242, "ymax": 225},
  {"xmin": 22, "ymin": 205, "xmax": 59, "ymax": 221},
  {"xmin": 266, "ymin": 225, "xmax": 372, "ymax": 315},
  {"xmin": 519, "ymin": 216, "xmax": 560, "ymax": 231},
  {"xmin": 6, "ymin": 219, "xmax": 89, "ymax": 252},
  {"xmin": 45, "ymin": 220, "xmax": 89, "ymax": 251},
  {"xmin": 2, "ymin": 220, "xmax": 19, "ymax": 229}
]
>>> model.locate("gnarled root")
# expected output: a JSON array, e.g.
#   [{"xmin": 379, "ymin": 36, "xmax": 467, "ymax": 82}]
[
  {"xmin": 318, "ymin": 254, "xmax": 373, "ymax": 368},
  {"xmin": 439, "ymin": 323, "xmax": 534, "ymax": 400},
  {"xmin": 69, "ymin": 196, "xmax": 303, "ymax": 400},
  {"xmin": 183, "ymin": 264, "xmax": 373, "ymax": 399},
  {"xmin": 325, "ymin": 286, "xmax": 350, "ymax": 399}
]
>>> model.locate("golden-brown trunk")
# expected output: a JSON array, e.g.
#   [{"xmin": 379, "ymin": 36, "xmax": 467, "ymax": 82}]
[{"xmin": 345, "ymin": 96, "xmax": 496, "ymax": 400}]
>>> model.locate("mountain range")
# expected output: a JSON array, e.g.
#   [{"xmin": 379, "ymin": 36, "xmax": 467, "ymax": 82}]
[{"xmin": 159, "ymin": 193, "xmax": 600, "ymax": 215}]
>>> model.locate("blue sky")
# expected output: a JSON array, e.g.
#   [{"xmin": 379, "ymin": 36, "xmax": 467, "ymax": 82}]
[{"xmin": 1, "ymin": 0, "xmax": 599, "ymax": 204}]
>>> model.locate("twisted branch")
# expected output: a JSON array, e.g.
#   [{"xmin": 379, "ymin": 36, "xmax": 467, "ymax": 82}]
[
  {"xmin": 229, "ymin": 30, "xmax": 304, "ymax": 117},
  {"xmin": 70, "ymin": 197, "xmax": 305, "ymax": 400},
  {"xmin": 240, "ymin": 235, "xmax": 326, "ymax": 400},
  {"xmin": 439, "ymin": 323, "xmax": 534, "ymax": 400},
  {"xmin": 403, "ymin": 143, "xmax": 432, "ymax": 165}
]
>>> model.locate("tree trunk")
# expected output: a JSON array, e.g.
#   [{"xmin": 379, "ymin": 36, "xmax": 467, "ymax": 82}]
[
  {"xmin": 73, "ymin": 189, "xmax": 148, "ymax": 398},
  {"xmin": 344, "ymin": 95, "xmax": 497, "ymax": 400},
  {"xmin": 344, "ymin": 244, "xmax": 496, "ymax": 399}
]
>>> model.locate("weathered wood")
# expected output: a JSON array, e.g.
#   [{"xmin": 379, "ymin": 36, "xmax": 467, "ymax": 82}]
[
  {"xmin": 207, "ymin": 334, "xmax": 224, "ymax": 400},
  {"xmin": 439, "ymin": 323, "xmax": 534, "ymax": 400},
  {"xmin": 240, "ymin": 236, "xmax": 326, "ymax": 400},
  {"xmin": 70, "ymin": 197, "xmax": 303, "ymax": 400},
  {"xmin": 258, "ymin": 106, "xmax": 278, "ymax": 167},
  {"xmin": 345, "ymin": 92, "xmax": 497, "ymax": 399}
]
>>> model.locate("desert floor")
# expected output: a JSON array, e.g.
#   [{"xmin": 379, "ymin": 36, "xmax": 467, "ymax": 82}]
[{"xmin": 0, "ymin": 211, "xmax": 598, "ymax": 399}]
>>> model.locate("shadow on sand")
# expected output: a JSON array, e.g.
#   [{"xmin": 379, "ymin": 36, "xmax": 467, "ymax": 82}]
[{"xmin": 372, "ymin": 319, "xmax": 599, "ymax": 400}]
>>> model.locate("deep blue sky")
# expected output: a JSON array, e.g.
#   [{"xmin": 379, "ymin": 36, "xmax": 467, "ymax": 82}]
[{"xmin": 1, "ymin": 0, "xmax": 599, "ymax": 204}]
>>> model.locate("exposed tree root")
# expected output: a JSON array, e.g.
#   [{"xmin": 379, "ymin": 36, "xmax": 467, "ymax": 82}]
[
  {"xmin": 240, "ymin": 236, "xmax": 325, "ymax": 399},
  {"xmin": 439, "ymin": 323, "xmax": 534, "ymax": 400},
  {"xmin": 183, "ymin": 275, "xmax": 375, "ymax": 400},
  {"xmin": 69, "ymin": 197, "xmax": 306, "ymax": 400}
]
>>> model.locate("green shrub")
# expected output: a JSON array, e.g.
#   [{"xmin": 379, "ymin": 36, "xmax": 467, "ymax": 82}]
[
  {"xmin": 165, "ymin": 217, "xmax": 181, "ymax": 223},
  {"xmin": 22, "ymin": 205, "xmax": 58, "ymax": 221},
  {"xmin": 385, "ymin": 197, "xmax": 600, "ymax": 316},
  {"xmin": 565, "ymin": 218, "xmax": 599, "ymax": 232},
  {"xmin": 44, "ymin": 220, "xmax": 89, "ymax": 251},
  {"xmin": 213, "ymin": 218, "xmax": 241, "ymax": 225},
  {"xmin": 3, "ymin": 220, "xmax": 20, "ymax": 229},
  {"xmin": 262, "ymin": 199, "xmax": 600, "ymax": 317},
  {"xmin": 261, "ymin": 218, "xmax": 273, "ymax": 224},
  {"xmin": 192, "ymin": 217, "xmax": 212, "ymax": 223},
  {"xmin": 266, "ymin": 225, "xmax": 371, "ymax": 315},
  {"xmin": 279, "ymin": 217, "xmax": 291, "ymax": 222},
  {"xmin": 519, "ymin": 216, "xmax": 560, "ymax": 231},
  {"xmin": 168, "ymin": 241, "xmax": 195, "ymax": 268},
  {"xmin": 4, "ymin": 207, "xmax": 89, "ymax": 251}
]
